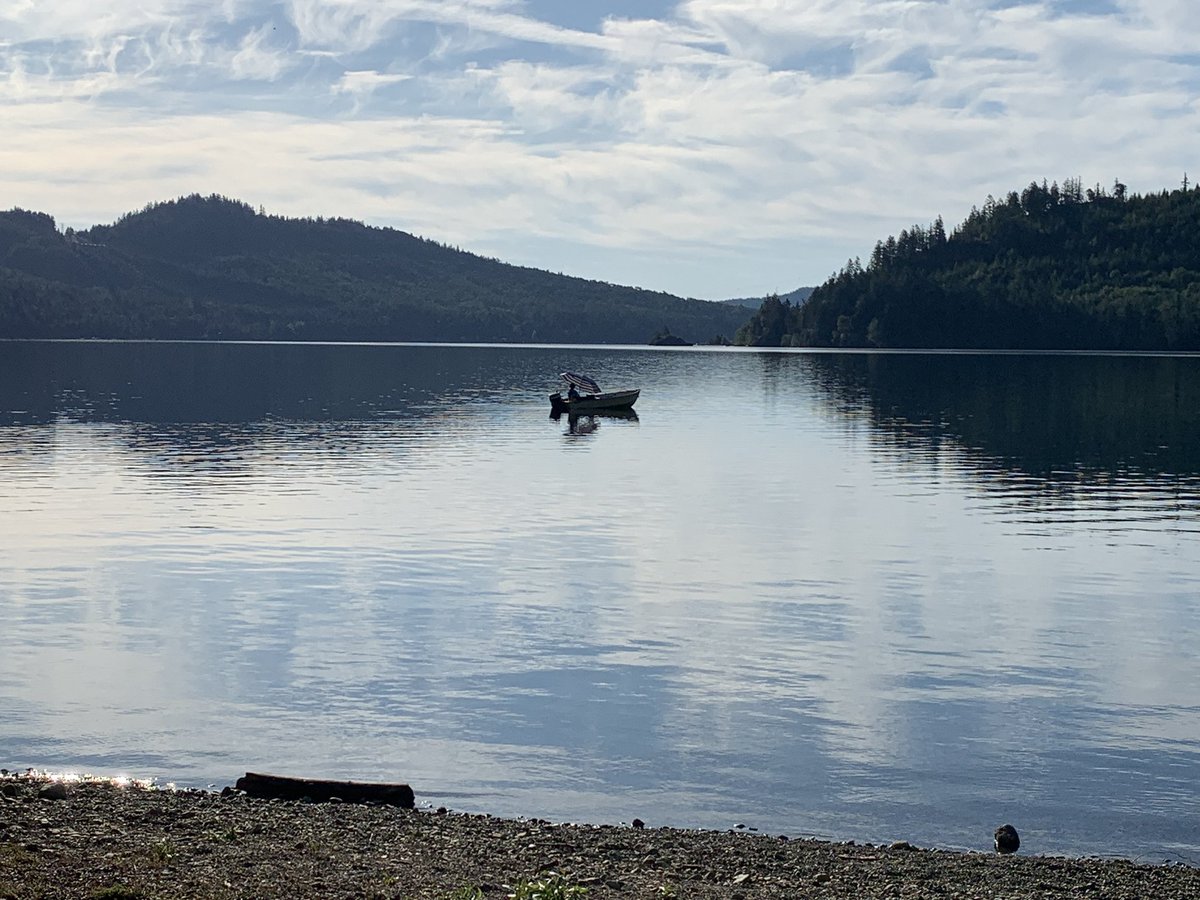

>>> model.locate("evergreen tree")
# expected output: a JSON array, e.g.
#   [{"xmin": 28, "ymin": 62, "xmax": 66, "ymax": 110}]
[{"xmin": 736, "ymin": 178, "xmax": 1200, "ymax": 351}]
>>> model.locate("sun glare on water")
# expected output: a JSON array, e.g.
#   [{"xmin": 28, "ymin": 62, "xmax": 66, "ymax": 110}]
[{"xmin": 4, "ymin": 768, "xmax": 163, "ymax": 790}]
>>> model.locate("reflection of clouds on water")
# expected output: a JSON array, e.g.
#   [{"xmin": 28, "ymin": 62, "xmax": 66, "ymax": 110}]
[
  {"xmin": 597, "ymin": 350, "xmax": 1200, "ymax": 846},
  {"xmin": 1, "ymin": 343, "xmax": 1199, "ymax": 855}
]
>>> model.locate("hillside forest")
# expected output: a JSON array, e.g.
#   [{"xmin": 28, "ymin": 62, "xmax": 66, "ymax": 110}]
[
  {"xmin": 0, "ymin": 195, "xmax": 748, "ymax": 345},
  {"xmin": 736, "ymin": 178, "xmax": 1200, "ymax": 350}
]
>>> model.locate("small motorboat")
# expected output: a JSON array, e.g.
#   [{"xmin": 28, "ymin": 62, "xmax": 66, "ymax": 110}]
[{"xmin": 549, "ymin": 371, "xmax": 640, "ymax": 414}]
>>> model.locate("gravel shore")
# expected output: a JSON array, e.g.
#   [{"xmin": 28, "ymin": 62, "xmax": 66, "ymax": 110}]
[{"xmin": 2, "ymin": 773, "xmax": 1198, "ymax": 899}]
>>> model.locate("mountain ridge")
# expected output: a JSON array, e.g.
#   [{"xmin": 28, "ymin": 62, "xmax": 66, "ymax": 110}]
[{"xmin": 0, "ymin": 194, "xmax": 751, "ymax": 344}]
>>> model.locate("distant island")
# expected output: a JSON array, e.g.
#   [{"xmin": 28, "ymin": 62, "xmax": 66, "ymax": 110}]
[
  {"xmin": 736, "ymin": 178, "xmax": 1200, "ymax": 350},
  {"xmin": 721, "ymin": 286, "xmax": 814, "ymax": 310},
  {"xmin": 0, "ymin": 195, "xmax": 750, "ymax": 345},
  {"xmin": 647, "ymin": 326, "xmax": 694, "ymax": 346}
]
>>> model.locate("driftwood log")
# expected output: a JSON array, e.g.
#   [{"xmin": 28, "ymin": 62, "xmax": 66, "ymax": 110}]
[{"xmin": 234, "ymin": 772, "xmax": 415, "ymax": 808}]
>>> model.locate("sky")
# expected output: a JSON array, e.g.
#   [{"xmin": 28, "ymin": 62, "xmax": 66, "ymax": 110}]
[{"xmin": 2, "ymin": 1, "xmax": 1199, "ymax": 300}]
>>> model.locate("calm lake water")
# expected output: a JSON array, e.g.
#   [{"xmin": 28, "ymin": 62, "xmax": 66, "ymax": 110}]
[{"xmin": 2, "ymin": 341, "xmax": 1199, "ymax": 860}]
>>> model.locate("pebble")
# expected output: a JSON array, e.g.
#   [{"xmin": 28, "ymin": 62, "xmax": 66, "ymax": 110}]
[
  {"xmin": 2, "ymin": 776, "xmax": 1198, "ymax": 899},
  {"xmin": 995, "ymin": 824, "xmax": 1021, "ymax": 855},
  {"xmin": 38, "ymin": 782, "xmax": 70, "ymax": 802}
]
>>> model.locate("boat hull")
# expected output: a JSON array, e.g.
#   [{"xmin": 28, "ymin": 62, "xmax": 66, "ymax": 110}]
[{"xmin": 549, "ymin": 388, "xmax": 640, "ymax": 414}]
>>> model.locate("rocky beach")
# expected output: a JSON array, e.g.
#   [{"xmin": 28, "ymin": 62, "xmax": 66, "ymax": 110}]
[{"xmin": 2, "ymin": 772, "xmax": 1198, "ymax": 899}]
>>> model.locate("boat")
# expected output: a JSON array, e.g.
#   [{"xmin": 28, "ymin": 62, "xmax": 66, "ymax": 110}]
[
  {"xmin": 550, "ymin": 388, "xmax": 640, "ymax": 414},
  {"xmin": 549, "ymin": 371, "xmax": 640, "ymax": 414}
]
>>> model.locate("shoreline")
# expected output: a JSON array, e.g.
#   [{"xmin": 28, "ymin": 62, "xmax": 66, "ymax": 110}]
[{"xmin": 3, "ymin": 774, "xmax": 1199, "ymax": 899}]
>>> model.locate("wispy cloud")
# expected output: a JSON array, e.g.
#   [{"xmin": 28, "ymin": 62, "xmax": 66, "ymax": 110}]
[
  {"xmin": 3, "ymin": 0, "xmax": 1200, "ymax": 298},
  {"xmin": 228, "ymin": 23, "xmax": 291, "ymax": 80}
]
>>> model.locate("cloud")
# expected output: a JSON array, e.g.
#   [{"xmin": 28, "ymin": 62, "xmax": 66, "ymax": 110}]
[
  {"xmin": 3, "ymin": 0, "xmax": 1200, "ymax": 297},
  {"xmin": 287, "ymin": 0, "xmax": 406, "ymax": 53},
  {"xmin": 229, "ymin": 24, "xmax": 291, "ymax": 81},
  {"xmin": 284, "ymin": 0, "xmax": 611, "ymax": 55},
  {"xmin": 333, "ymin": 70, "xmax": 415, "ymax": 95}
]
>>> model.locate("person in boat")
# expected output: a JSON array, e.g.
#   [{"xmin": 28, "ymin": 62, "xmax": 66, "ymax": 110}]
[{"xmin": 567, "ymin": 383, "xmax": 580, "ymax": 402}]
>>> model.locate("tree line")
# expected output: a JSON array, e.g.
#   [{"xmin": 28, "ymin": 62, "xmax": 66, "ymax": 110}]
[
  {"xmin": 0, "ymin": 194, "xmax": 749, "ymax": 345},
  {"xmin": 736, "ymin": 177, "xmax": 1200, "ymax": 350}
]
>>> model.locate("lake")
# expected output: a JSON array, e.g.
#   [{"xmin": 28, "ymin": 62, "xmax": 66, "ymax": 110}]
[{"xmin": 2, "ymin": 340, "xmax": 1199, "ymax": 861}]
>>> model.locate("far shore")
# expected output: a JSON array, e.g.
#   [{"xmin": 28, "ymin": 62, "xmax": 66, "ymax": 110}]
[{"xmin": 2, "ymin": 772, "xmax": 1199, "ymax": 899}]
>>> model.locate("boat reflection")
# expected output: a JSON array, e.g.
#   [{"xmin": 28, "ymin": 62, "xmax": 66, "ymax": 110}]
[{"xmin": 550, "ymin": 408, "xmax": 640, "ymax": 435}]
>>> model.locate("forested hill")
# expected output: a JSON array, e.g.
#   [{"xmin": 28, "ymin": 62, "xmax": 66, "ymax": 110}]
[
  {"xmin": 0, "ymin": 195, "xmax": 749, "ymax": 344},
  {"xmin": 736, "ymin": 178, "xmax": 1200, "ymax": 350},
  {"xmin": 721, "ymin": 286, "xmax": 814, "ymax": 310}
]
